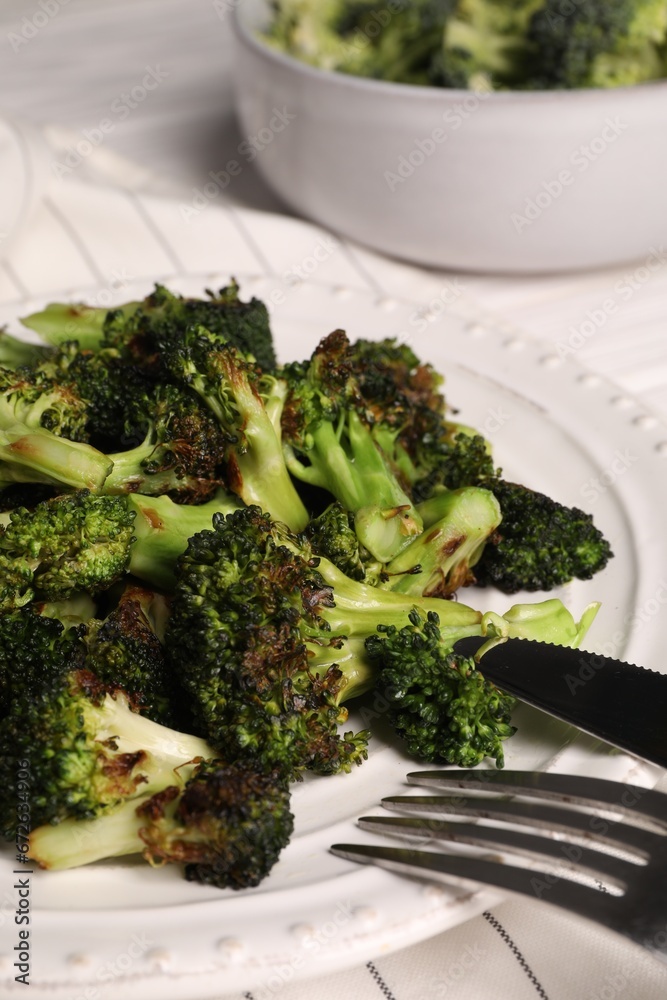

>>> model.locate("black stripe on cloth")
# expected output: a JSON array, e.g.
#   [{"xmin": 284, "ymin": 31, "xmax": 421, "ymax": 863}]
[
  {"xmin": 367, "ymin": 960, "xmax": 398, "ymax": 1000},
  {"xmin": 483, "ymin": 911, "xmax": 550, "ymax": 1000}
]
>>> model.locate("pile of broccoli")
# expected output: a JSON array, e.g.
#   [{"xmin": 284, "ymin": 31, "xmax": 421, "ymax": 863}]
[
  {"xmin": 265, "ymin": 0, "xmax": 667, "ymax": 91},
  {"xmin": 0, "ymin": 280, "xmax": 612, "ymax": 888}
]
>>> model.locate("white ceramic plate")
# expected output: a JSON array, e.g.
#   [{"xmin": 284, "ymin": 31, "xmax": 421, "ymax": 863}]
[{"xmin": 1, "ymin": 275, "xmax": 666, "ymax": 999}]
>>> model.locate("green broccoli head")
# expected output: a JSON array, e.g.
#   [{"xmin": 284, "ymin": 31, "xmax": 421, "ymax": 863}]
[
  {"xmin": 365, "ymin": 609, "xmax": 516, "ymax": 768},
  {"xmin": 105, "ymin": 382, "xmax": 230, "ymax": 502},
  {"xmin": 474, "ymin": 480, "xmax": 614, "ymax": 593},
  {"xmin": 42, "ymin": 340, "xmax": 156, "ymax": 451},
  {"xmin": 268, "ymin": 0, "xmax": 457, "ymax": 85},
  {"xmin": 282, "ymin": 330, "xmax": 423, "ymax": 561},
  {"xmin": 21, "ymin": 282, "xmax": 277, "ymax": 373},
  {"xmin": 0, "ymin": 607, "xmax": 80, "ymax": 721},
  {"xmin": 102, "ymin": 282, "xmax": 277, "ymax": 372},
  {"xmin": 527, "ymin": 0, "xmax": 667, "ymax": 88},
  {"xmin": 162, "ymin": 324, "xmax": 308, "ymax": 530},
  {"xmin": 0, "ymin": 363, "xmax": 88, "ymax": 441},
  {"xmin": 305, "ymin": 502, "xmax": 377, "ymax": 582},
  {"xmin": 150, "ymin": 761, "xmax": 294, "ymax": 889},
  {"xmin": 28, "ymin": 759, "xmax": 294, "ymax": 890},
  {"xmin": 166, "ymin": 505, "xmax": 370, "ymax": 779},
  {"xmin": 81, "ymin": 584, "xmax": 175, "ymax": 726},
  {"xmin": 0, "ymin": 491, "xmax": 135, "ymax": 611},
  {"xmin": 0, "ymin": 645, "xmax": 214, "ymax": 839}
]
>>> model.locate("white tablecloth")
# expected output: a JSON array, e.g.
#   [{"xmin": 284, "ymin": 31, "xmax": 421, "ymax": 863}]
[{"xmin": 0, "ymin": 2, "xmax": 666, "ymax": 999}]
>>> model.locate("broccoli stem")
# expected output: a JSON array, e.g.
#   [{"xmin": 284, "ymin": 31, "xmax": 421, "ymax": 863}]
[
  {"xmin": 382, "ymin": 487, "xmax": 502, "ymax": 597},
  {"xmin": 127, "ymin": 492, "xmax": 239, "ymax": 589},
  {"xmin": 286, "ymin": 411, "xmax": 422, "ymax": 562},
  {"xmin": 0, "ymin": 330, "xmax": 51, "ymax": 370},
  {"xmin": 232, "ymin": 380, "xmax": 309, "ymax": 531},
  {"xmin": 20, "ymin": 301, "xmax": 140, "ymax": 351},
  {"xmin": 306, "ymin": 553, "xmax": 483, "ymax": 637},
  {"xmin": 29, "ymin": 793, "xmax": 162, "ymax": 869},
  {"xmin": 0, "ymin": 425, "xmax": 112, "ymax": 491},
  {"xmin": 85, "ymin": 692, "xmax": 213, "ymax": 768}
]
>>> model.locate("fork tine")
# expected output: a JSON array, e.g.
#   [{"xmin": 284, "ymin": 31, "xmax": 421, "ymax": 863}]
[
  {"xmin": 358, "ymin": 815, "xmax": 638, "ymax": 889},
  {"xmin": 330, "ymin": 843, "xmax": 618, "ymax": 929},
  {"xmin": 382, "ymin": 794, "xmax": 656, "ymax": 857},
  {"xmin": 406, "ymin": 771, "xmax": 667, "ymax": 830}
]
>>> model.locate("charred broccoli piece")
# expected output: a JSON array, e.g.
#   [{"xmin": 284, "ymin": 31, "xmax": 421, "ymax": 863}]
[
  {"xmin": 162, "ymin": 324, "xmax": 308, "ymax": 529},
  {"xmin": 0, "ymin": 489, "xmax": 239, "ymax": 611},
  {"xmin": 166, "ymin": 505, "xmax": 598, "ymax": 775},
  {"xmin": 79, "ymin": 584, "xmax": 175, "ymax": 726},
  {"xmin": 400, "ymin": 418, "xmax": 613, "ymax": 594},
  {"xmin": 104, "ymin": 383, "xmax": 230, "ymax": 502},
  {"xmin": 0, "ymin": 365, "xmax": 112, "ymax": 491},
  {"xmin": 281, "ymin": 331, "xmax": 422, "ymax": 562},
  {"xmin": 21, "ymin": 281, "xmax": 277, "ymax": 373},
  {"xmin": 28, "ymin": 760, "xmax": 294, "ymax": 889},
  {"xmin": 0, "ymin": 655, "xmax": 214, "ymax": 837},
  {"xmin": 379, "ymin": 486, "xmax": 501, "ymax": 597},
  {"xmin": 473, "ymin": 480, "xmax": 614, "ymax": 593},
  {"xmin": 366, "ymin": 609, "xmax": 516, "ymax": 767}
]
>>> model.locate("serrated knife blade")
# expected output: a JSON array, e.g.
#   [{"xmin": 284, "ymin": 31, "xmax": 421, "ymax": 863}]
[{"xmin": 453, "ymin": 637, "xmax": 667, "ymax": 769}]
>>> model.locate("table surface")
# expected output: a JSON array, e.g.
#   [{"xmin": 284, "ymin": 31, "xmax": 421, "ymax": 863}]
[{"xmin": 0, "ymin": 3, "xmax": 666, "ymax": 999}]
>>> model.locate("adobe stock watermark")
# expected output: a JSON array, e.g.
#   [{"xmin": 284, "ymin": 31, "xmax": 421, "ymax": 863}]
[
  {"xmin": 385, "ymin": 85, "xmax": 492, "ymax": 191},
  {"xmin": 179, "ymin": 106, "xmax": 296, "ymax": 221},
  {"xmin": 52, "ymin": 66, "xmax": 169, "ymax": 178},
  {"xmin": 580, "ymin": 448, "xmax": 639, "ymax": 505},
  {"xmin": 212, "ymin": 0, "xmax": 242, "ymax": 22},
  {"xmin": 421, "ymin": 942, "xmax": 487, "ymax": 998},
  {"xmin": 66, "ymin": 933, "xmax": 155, "ymax": 1000},
  {"xmin": 556, "ymin": 246, "xmax": 667, "ymax": 358},
  {"xmin": 566, "ymin": 578, "xmax": 667, "ymax": 673},
  {"xmin": 511, "ymin": 116, "xmax": 629, "ymax": 234},
  {"xmin": 249, "ymin": 899, "xmax": 356, "ymax": 998},
  {"xmin": 7, "ymin": 0, "xmax": 71, "ymax": 53}
]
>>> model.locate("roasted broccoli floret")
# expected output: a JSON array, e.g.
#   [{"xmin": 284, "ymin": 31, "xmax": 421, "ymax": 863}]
[
  {"xmin": 281, "ymin": 331, "xmax": 423, "ymax": 562},
  {"xmin": 526, "ymin": 0, "xmax": 667, "ymax": 89},
  {"xmin": 0, "ymin": 489, "xmax": 239, "ymax": 610},
  {"xmin": 28, "ymin": 760, "xmax": 294, "ymax": 889},
  {"xmin": 305, "ymin": 502, "xmax": 378, "ymax": 582},
  {"xmin": 161, "ymin": 324, "xmax": 308, "ymax": 529},
  {"xmin": 400, "ymin": 416, "xmax": 613, "ymax": 594},
  {"xmin": 0, "ymin": 604, "xmax": 79, "ymax": 721},
  {"xmin": 104, "ymin": 383, "xmax": 230, "ymax": 502},
  {"xmin": 366, "ymin": 609, "xmax": 516, "ymax": 767},
  {"xmin": 0, "ymin": 656, "xmax": 214, "ymax": 837},
  {"xmin": 166, "ymin": 505, "xmax": 598, "ymax": 775},
  {"xmin": 379, "ymin": 486, "xmax": 501, "ymax": 597},
  {"xmin": 21, "ymin": 281, "xmax": 277, "ymax": 373},
  {"xmin": 39, "ymin": 340, "xmax": 157, "ymax": 451},
  {"xmin": 0, "ymin": 365, "xmax": 112, "ymax": 491},
  {"xmin": 79, "ymin": 584, "xmax": 175, "ymax": 726},
  {"xmin": 473, "ymin": 480, "xmax": 613, "ymax": 593}
]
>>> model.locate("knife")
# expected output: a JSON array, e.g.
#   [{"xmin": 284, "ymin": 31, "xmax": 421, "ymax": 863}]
[{"xmin": 453, "ymin": 636, "xmax": 667, "ymax": 769}]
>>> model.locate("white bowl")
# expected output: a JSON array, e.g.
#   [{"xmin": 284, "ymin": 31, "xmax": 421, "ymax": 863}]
[{"xmin": 232, "ymin": 0, "xmax": 667, "ymax": 274}]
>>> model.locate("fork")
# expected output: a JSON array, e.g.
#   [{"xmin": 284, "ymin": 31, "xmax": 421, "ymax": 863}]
[{"xmin": 331, "ymin": 770, "xmax": 667, "ymax": 966}]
